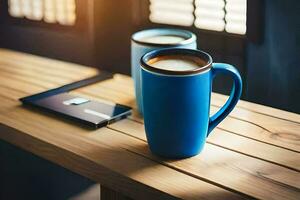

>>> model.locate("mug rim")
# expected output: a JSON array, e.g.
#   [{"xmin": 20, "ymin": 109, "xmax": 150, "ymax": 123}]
[
  {"xmin": 140, "ymin": 48, "xmax": 213, "ymax": 76},
  {"xmin": 131, "ymin": 28, "xmax": 196, "ymax": 47}
]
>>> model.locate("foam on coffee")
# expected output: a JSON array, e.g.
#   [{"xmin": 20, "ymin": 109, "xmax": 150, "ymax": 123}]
[
  {"xmin": 147, "ymin": 55, "xmax": 207, "ymax": 71},
  {"xmin": 138, "ymin": 35, "xmax": 186, "ymax": 44}
]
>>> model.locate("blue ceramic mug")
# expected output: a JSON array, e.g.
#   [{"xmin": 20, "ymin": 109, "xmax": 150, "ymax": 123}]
[
  {"xmin": 131, "ymin": 28, "xmax": 197, "ymax": 114},
  {"xmin": 141, "ymin": 48, "xmax": 242, "ymax": 158}
]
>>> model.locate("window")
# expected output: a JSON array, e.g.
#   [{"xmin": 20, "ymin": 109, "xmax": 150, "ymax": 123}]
[
  {"xmin": 8, "ymin": 0, "xmax": 76, "ymax": 26},
  {"xmin": 149, "ymin": 0, "xmax": 247, "ymax": 35}
]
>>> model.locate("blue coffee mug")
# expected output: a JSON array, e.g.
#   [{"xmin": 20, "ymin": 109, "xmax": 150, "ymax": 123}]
[
  {"xmin": 141, "ymin": 48, "xmax": 242, "ymax": 158},
  {"xmin": 131, "ymin": 28, "xmax": 197, "ymax": 114}
]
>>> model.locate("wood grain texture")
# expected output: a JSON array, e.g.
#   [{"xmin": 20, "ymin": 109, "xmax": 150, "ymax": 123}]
[
  {"xmin": 0, "ymin": 109, "xmax": 244, "ymax": 200},
  {"xmin": 211, "ymin": 93, "xmax": 300, "ymax": 124},
  {"xmin": 1, "ymin": 48, "xmax": 300, "ymax": 200},
  {"xmin": 107, "ymin": 119, "xmax": 300, "ymax": 200}
]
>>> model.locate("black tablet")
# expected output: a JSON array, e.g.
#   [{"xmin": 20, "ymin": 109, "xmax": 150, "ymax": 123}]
[
  {"xmin": 19, "ymin": 73, "xmax": 132, "ymax": 128},
  {"xmin": 21, "ymin": 93, "xmax": 132, "ymax": 128}
]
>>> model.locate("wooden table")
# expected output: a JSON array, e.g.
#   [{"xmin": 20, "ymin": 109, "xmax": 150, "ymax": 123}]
[{"xmin": 0, "ymin": 48, "xmax": 299, "ymax": 200}]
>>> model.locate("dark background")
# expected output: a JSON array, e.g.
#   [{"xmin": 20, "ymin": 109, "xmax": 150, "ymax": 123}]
[
  {"xmin": 0, "ymin": 0, "xmax": 300, "ymax": 199},
  {"xmin": 246, "ymin": 0, "xmax": 300, "ymax": 114}
]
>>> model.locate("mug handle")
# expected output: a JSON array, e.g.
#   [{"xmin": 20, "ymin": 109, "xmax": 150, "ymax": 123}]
[{"xmin": 207, "ymin": 63, "xmax": 243, "ymax": 135}]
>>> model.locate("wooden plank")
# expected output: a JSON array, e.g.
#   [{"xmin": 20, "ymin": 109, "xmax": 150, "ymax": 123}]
[
  {"xmin": 107, "ymin": 119, "xmax": 300, "ymax": 200},
  {"xmin": 0, "ymin": 58, "xmax": 95, "ymax": 81},
  {"xmin": 0, "ymin": 85, "xmax": 27, "ymax": 101},
  {"xmin": 211, "ymin": 93, "xmax": 300, "ymax": 124},
  {"xmin": 208, "ymin": 128, "xmax": 300, "ymax": 171},
  {"xmin": 0, "ymin": 48, "xmax": 97, "ymax": 76},
  {"xmin": 212, "ymin": 106, "xmax": 300, "ymax": 141},
  {"xmin": 210, "ymin": 106, "xmax": 300, "ymax": 152},
  {"xmin": 0, "ymin": 67, "xmax": 60, "ymax": 89},
  {"xmin": 0, "ymin": 109, "xmax": 245, "ymax": 200},
  {"xmin": 0, "ymin": 76, "xmax": 47, "ymax": 95}
]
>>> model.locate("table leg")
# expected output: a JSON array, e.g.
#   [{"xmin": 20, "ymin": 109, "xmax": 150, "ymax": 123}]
[{"xmin": 100, "ymin": 185, "xmax": 132, "ymax": 200}]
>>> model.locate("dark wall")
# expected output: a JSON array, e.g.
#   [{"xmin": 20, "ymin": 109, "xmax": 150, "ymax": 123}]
[
  {"xmin": 0, "ymin": 26, "xmax": 95, "ymax": 65},
  {"xmin": 246, "ymin": 0, "xmax": 300, "ymax": 113},
  {"xmin": 93, "ymin": 0, "xmax": 134, "ymax": 74}
]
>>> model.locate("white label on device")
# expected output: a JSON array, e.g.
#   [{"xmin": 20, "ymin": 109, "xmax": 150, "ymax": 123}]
[
  {"xmin": 63, "ymin": 98, "xmax": 90, "ymax": 105},
  {"xmin": 84, "ymin": 109, "xmax": 111, "ymax": 119}
]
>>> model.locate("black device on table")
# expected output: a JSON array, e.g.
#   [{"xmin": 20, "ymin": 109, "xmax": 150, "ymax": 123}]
[{"xmin": 19, "ymin": 72, "xmax": 132, "ymax": 128}]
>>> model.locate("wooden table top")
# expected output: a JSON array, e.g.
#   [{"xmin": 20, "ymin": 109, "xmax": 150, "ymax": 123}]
[{"xmin": 0, "ymin": 48, "xmax": 299, "ymax": 200}]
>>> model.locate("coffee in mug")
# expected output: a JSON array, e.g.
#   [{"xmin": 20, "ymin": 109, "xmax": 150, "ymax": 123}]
[
  {"xmin": 141, "ymin": 48, "xmax": 242, "ymax": 158},
  {"xmin": 147, "ymin": 55, "xmax": 206, "ymax": 71},
  {"xmin": 131, "ymin": 29, "xmax": 197, "ymax": 114}
]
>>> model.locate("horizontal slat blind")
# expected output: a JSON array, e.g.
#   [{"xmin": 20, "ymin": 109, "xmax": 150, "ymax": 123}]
[
  {"xmin": 194, "ymin": 0, "xmax": 225, "ymax": 31},
  {"xmin": 149, "ymin": 0, "xmax": 194, "ymax": 26},
  {"xmin": 8, "ymin": 0, "xmax": 76, "ymax": 26},
  {"xmin": 225, "ymin": 0, "xmax": 247, "ymax": 34},
  {"xmin": 149, "ymin": 0, "xmax": 247, "ymax": 35}
]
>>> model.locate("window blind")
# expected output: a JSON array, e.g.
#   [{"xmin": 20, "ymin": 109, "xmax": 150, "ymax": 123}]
[
  {"xmin": 8, "ymin": 0, "xmax": 76, "ymax": 26},
  {"xmin": 224, "ymin": 0, "xmax": 247, "ymax": 34},
  {"xmin": 149, "ymin": 0, "xmax": 194, "ymax": 26},
  {"xmin": 149, "ymin": 0, "xmax": 247, "ymax": 35},
  {"xmin": 194, "ymin": 0, "xmax": 225, "ymax": 31}
]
